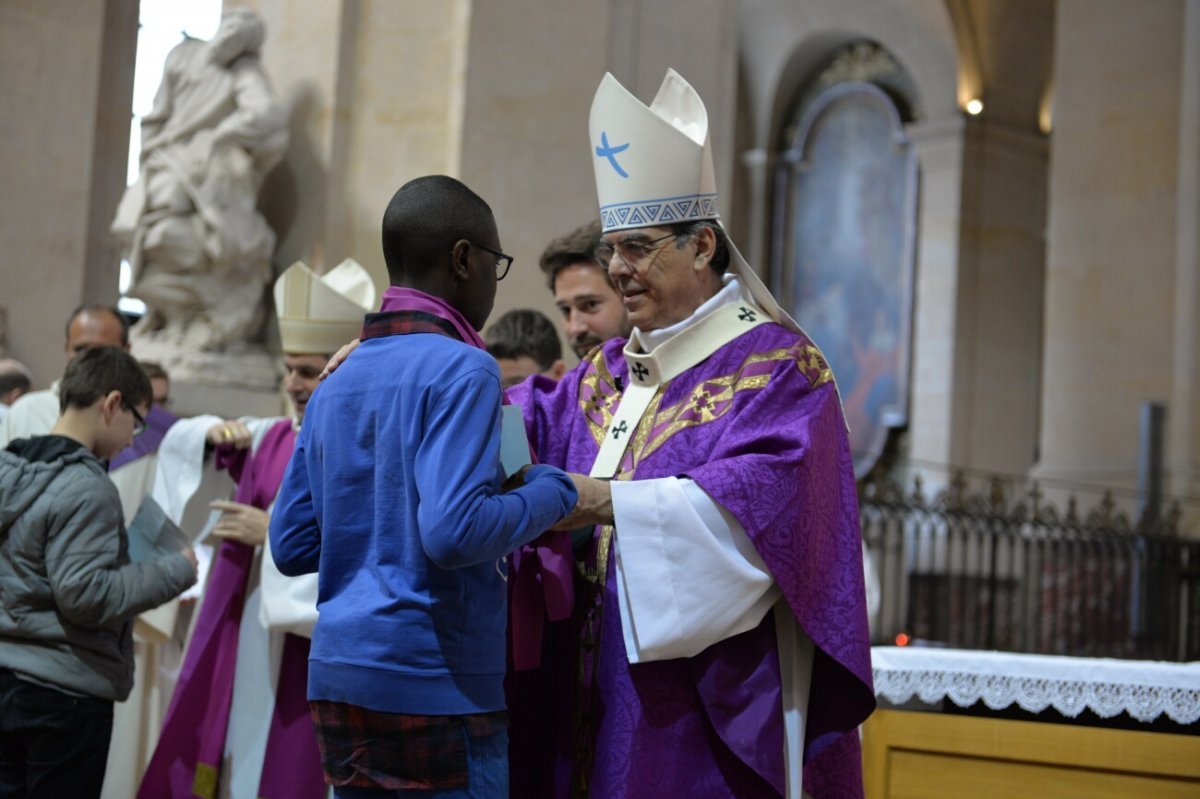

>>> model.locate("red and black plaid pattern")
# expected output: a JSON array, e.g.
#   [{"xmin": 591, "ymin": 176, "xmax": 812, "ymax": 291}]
[
  {"xmin": 309, "ymin": 701, "xmax": 507, "ymax": 790},
  {"xmin": 360, "ymin": 310, "xmax": 462, "ymax": 342}
]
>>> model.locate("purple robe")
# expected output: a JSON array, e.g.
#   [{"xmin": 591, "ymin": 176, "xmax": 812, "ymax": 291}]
[
  {"xmin": 139, "ymin": 419, "xmax": 325, "ymax": 799},
  {"xmin": 109, "ymin": 403, "xmax": 178, "ymax": 471},
  {"xmin": 507, "ymin": 322, "xmax": 874, "ymax": 798}
]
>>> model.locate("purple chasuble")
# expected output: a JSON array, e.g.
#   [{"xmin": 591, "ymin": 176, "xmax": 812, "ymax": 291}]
[
  {"xmin": 138, "ymin": 419, "xmax": 325, "ymax": 799},
  {"xmin": 506, "ymin": 323, "xmax": 875, "ymax": 798},
  {"xmin": 108, "ymin": 403, "xmax": 178, "ymax": 471}
]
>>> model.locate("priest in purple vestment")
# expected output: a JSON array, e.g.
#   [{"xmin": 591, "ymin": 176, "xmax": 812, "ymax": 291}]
[
  {"xmin": 505, "ymin": 70, "xmax": 875, "ymax": 799},
  {"xmin": 138, "ymin": 260, "xmax": 375, "ymax": 799}
]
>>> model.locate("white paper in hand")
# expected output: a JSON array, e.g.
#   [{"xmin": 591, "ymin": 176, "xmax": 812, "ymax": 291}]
[
  {"xmin": 127, "ymin": 496, "xmax": 191, "ymax": 562},
  {"xmin": 500, "ymin": 404, "xmax": 532, "ymax": 478}
]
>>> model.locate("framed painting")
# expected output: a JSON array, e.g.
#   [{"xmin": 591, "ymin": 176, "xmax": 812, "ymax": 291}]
[{"xmin": 772, "ymin": 81, "xmax": 918, "ymax": 477}]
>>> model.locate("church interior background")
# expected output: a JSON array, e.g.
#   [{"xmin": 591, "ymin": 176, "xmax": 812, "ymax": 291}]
[{"xmin": 1, "ymin": 0, "xmax": 1198, "ymax": 792}]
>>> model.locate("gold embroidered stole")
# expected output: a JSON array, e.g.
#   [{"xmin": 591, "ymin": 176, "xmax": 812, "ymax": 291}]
[{"xmin": 570, "ymin": 299, "xmax": 768, "ymax": 795}]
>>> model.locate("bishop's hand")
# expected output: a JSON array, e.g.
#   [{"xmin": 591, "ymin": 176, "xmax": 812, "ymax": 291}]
[{"xmin": 556, "ymin": 474, "xmax": 614, "ymax": 530}]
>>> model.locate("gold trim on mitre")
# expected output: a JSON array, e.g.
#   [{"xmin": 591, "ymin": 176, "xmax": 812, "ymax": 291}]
[{"xmin": 273, "ymin": 259, "xmax": 377, "ymax": 355}]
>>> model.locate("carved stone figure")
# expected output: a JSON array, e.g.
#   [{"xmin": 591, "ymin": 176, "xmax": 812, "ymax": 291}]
[{"xmin": 112, "ymin": 7, "xmax": 288, "ymax": 354}]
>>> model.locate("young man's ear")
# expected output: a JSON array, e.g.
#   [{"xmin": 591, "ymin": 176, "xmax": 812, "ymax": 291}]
[
  {"xmin": 549, "ymin": 359, "xmax": 566, "ymax": 381},
  {"xmin": 449, "ymin": 239, "xmax": 472, "ymax": 282}
]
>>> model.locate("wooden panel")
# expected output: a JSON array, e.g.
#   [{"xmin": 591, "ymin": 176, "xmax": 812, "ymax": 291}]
[
  {"xmin": 863, "ymin": 709, "xmax": 1200, "ymax": 799},
  {"xmin": 886, "ymin": 749, "xmax": 1196, "ymax": 799}
]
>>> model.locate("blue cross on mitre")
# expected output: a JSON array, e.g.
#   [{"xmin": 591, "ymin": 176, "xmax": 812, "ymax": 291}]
[{"xmin": 596, "ymin": 131, "xmax": 630, "ymax": 178}]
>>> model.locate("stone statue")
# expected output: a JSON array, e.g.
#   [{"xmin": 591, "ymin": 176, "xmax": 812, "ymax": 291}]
[{"xmin": 112, "ymin": 7, "xmax": 287, "ymax": 354}]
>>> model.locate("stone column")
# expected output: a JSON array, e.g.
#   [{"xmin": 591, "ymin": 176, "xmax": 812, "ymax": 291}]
[
  {"xmin": 1170, "ymin": 0, "xmax": 1200, "ymax": 508},
  {"xmin": 456, "ymin": 0, "xmax": 612, "ymax": 339},
  {"xmin": 906, "ymin": 115, "xmax": 967, "ymax": 477},
  {"xmin": 249, "ymin": 0, "xmax": 474, "ymax": 293},
  {"xmin": 0, "ymin": 0, "xmax": 137, "ymax": 386},
  {"xmin": 1037, "ymin": 0, "xmax": 1184, "ymax": 514},
  {"xmin": 906, "ymin": 111, "xmax": 1048, "ymax": 485},
  {"xmin": 956, "ymin": 117, "xmax": 1048, "ymax": 478},
  {"xmin": 736, "ymin": 146, "xmax": 773, "ymax": 280}
]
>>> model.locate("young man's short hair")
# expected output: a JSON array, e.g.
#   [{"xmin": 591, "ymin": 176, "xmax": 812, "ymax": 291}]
[
  {"xmin": 381, "ymin": 175, "xmax": 495, "ymax": 284},
  {"xmin": 538, "ymin": 220, "xmax": 607, "ymax": 291},
  {"xmin": 484, "ymin": 309, "xmax": 562, "ymax": 371},
  {"xmin": 59, "ymin": 347, "xmax": 152, "ymax": 414}
]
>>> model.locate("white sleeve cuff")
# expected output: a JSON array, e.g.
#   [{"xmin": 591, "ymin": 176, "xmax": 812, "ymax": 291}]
[{"xmin": 611, "ymin": 476, "xmax": 781, "ymax": 663}]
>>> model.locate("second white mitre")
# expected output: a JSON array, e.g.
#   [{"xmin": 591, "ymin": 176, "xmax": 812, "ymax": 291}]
[{"xmin": 274, "ymin": 258, "xmax": 377, "ymax": 355}]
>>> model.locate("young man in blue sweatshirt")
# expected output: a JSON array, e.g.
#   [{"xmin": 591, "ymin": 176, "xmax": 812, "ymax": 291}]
[{"xmin": 269, "ymin": 175, "xmax": 585, "ymax": 798}]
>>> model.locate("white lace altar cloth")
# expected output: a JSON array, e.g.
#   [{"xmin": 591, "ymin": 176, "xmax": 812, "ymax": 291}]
[{"xmin": 872, "ymin": 646, "xmax": 1200, "ymax": 724}]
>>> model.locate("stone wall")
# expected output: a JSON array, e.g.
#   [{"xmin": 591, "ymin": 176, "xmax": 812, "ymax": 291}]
[{"xmin": 0, "ymin": 0, "xmax": 137, "ymax": 387}]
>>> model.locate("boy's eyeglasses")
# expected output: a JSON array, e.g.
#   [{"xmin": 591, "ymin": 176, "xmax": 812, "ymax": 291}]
[{"xmin": 123, "ymin": 401, "xmax": 147, "ymax": 436}]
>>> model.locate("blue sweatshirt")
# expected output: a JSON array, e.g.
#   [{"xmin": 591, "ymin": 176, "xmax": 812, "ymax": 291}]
[{"xmin": 269, "ymin": 332, "xmax": 577, "ymax": 715}]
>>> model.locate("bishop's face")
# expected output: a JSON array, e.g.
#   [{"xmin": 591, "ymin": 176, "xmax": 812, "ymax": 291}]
[{"xmin": 601, "ymin": 226, "xmax": 715, "ymax": 333}]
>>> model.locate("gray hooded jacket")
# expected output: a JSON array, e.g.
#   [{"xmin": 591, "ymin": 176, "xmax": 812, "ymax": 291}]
[{"xmin": 0, "ymin": 436, "xmax": 194, "ymax": 700}]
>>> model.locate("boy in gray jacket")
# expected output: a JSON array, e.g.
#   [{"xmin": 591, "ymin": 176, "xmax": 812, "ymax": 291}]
[{"xmin": 0, "ymin": 346, "xmax": 197, "ymax": 798}]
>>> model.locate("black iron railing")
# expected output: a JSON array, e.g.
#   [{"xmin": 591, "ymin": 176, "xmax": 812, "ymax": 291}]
[{"xmin": 859, "ymin": 473, "xmax": 1200, "ymax": 661}]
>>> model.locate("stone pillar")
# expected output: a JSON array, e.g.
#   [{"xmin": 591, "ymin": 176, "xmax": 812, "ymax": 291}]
[
  {"xmin": 249, "ymin": 0, "xmax": 474, "ymax": 293},
  {"xmin": 459, "ymin": 0, "xmax": 739, "ymax": 338},
  {"xmin": 455, "ymin": 0, "xmax": 612, "ymax": 339},
  {"xmin": 0, "ymin": 0, "xmax": 137, "ymax": 386},
  {"xmin": 1170, "ymin": 0, "xmax": 1200, "ymax": 507},
  {"xmin": 956, "ymin": 117, "xmax": 1048, "ymax": 477},
  {"xmin": 1037, "ymin": 0, "xmax": 1183, "ymax": 512},
  {"xmin": 736, "ymin": 146, "xmax": 773, "ymax": 278},
  {"xmin": 906, "ymin": 110, "xmax": 1048, "ymax": 485},
  {"xmin": 906, "ymin": 116, "xmax": 967, "ymax": 476}
]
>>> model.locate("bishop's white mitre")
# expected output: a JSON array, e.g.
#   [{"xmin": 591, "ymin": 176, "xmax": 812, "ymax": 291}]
[{"xmin": 588, "ymin": 68, "xmax": 804, "ymax": 337}]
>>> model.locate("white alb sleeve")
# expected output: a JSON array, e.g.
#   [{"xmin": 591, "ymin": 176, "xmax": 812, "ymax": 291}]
[{"xmin": 611, "ymin": 476, "xmax": 781, "ymax": 663}]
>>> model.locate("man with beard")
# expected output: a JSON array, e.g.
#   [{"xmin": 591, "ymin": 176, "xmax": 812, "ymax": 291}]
[{"xmin": 540, "ymin": 220, "xmax": 632, "ymax": 360}]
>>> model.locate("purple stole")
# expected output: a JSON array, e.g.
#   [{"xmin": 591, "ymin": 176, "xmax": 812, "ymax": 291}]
[
  {"xmin": 138, "ymin": 419, "xmax": 325, "ymax": 799},
  {"xmin": 371, "ymin": 287, "xmax": 575, "ymax": 672},
  {"xmin": 506, "ymin": 325, "xmax": 875, "ymax": 798},
  {"xmin": 109, "ymin": 403, "xmax": 178, "ymax": 471}
]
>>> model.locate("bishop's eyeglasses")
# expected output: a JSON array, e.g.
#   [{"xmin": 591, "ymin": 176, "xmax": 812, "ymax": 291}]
[{"xmin": 593, "ymin": 232, "xmax": 678, "ymax": 271}]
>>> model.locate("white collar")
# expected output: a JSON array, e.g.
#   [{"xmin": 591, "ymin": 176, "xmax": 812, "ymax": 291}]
[
  {"xmin": 628, "ymin": 274, "xmax": 745, "ymax": 354},
  {"xmin": 591, "ymin": 276, "xmax": 769, "ymax": 476}
]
